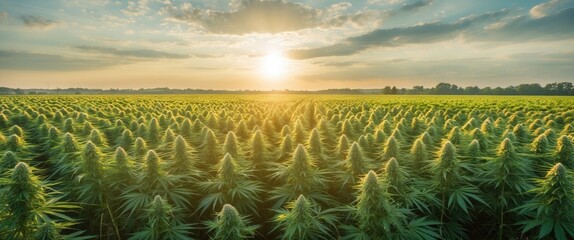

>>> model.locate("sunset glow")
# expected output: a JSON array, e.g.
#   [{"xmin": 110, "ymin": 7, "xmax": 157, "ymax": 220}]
[{"xmin": 260, "ymin": 51, "xmax": 288, "ymax": 80}]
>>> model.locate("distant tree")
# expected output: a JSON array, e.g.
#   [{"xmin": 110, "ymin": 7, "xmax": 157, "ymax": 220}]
[
  {"xmin": 383, "ymin": 86, "xmax": 392, "ymax": 94},
  {"xmin": 412, "ymin": 86, "xmax": 424, "ymax": 94},
  {"xmin": 434, "ymin": 83, "xmax": 452, "ymax": 94},
  {"xmin": 516, "ymin": 83, "xmax": 543, "ymax": 95},
  {"xmin": 464, "ymin": 86, "xmax": 480, "ymax": 95},
  {"xmin": 481, "ymin": 87, "xmax": 493, "ymax": 95}
]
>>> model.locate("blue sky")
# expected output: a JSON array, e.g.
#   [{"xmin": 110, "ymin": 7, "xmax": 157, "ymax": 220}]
[{"xmin": 0, "ymin": 0, "xmax": 573, "ymax": 89}]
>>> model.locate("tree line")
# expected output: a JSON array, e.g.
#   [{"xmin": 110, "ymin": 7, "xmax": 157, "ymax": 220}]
[
  {"xmin": 1, "ymin": 82, "xmax": 573, "ymax": 95},
  {"xmin": 383, "ymin": 82, "xmax": 574, "ymax": 95}
]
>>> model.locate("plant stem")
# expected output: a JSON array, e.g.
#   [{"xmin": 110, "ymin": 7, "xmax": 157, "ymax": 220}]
[
  {"xmin": 440, "ymin": 192, "xmax": 446, "ymax": 237},
  {"xmin": 499, "ymin": 185, "xmax": 504, "ymax": 240},
  {"xmin": 105, "ymin": 199, "xmax": 122, "ymax": 240}
]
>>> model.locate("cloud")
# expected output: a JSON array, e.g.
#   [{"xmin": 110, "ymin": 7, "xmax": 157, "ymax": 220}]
[
  {"xmin": 99, "ymin": 15, "xmax": 136, "ymax": 27},
  {"xmin": 161, "ymin": 0, "xmax": 381, "ymax": 34},
  {"xmin": 296, "ymin": 54, "xmax": 574, "ymax": 86},
  {"xmin": 476, "ymin": 8, "xmax": 574, "ymax": 41},
  {"xmin": 289, "ymin": 8, "xmax": 574, "ymax": 60},
  {"xmin": 75, "ymin": 46, "xmax": 192, "ymax": 59},
  {"xmin": 123, "ymin": 0, "xmax": 150, "ymax": 17},
  {"xmin": 0, "ymin": 50, "xmax": 122, "ymax": 71},
  {"xmin": 530, "ymin": 0, "xmax": 566, "ymax": 19},
  {"xmin": 0, "ymin": 45, "xmax": 212, "ymax": 71},
  {"xmin": 314, "ymin": 61, "xmax": 362, "ymax": 67},
  {"xmin": 288, "ymin": 10, "xmax": 508, "ymax": 59},
  {"xmin": 0, "ymin": 11, "xmax": 8, "ymax": 22},
  {"xmin": 398, "ymin": 0, "xmax": 433, "ymax": 13},
  {"xmin": 20, "ymin": 15, "xmax": 62, "ymax": 30}
]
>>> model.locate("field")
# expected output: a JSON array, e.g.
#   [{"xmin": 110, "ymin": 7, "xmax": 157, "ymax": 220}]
[{"xmin": 1, "ymin": 95, "xmax": 574, "ymax": 240}]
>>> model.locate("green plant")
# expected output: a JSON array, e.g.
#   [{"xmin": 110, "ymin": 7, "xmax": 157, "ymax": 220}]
[
  {"xmin": 199, "ymin": 153, "xmax": 263, "ymax": 214},
  {"xmin": 342, "ymin": 170, "xmax": 407, "ymax": 239},
  {"xmin": 0, "ymin": 162, "xmax": 81, "ymax": 239},
  {"xmin": 483, "ymin": 138, "xmax": 532, "ymax": 239},
  {"xmin": 555, "ymin": 135, "xmax": 574, "ymax": 169},
  {"xmin": 517, "ymin": 163, "xmax": 574, "ymax": 239},
  {"xmin": 205, "ymin": 204, "xmax": 258, "ymax": 240},
  {"xmin": 129, "ymin": 195, "xmax": 194, "ymax": 240},
  {"xmin": 432, "ymin": 141, "xmax": 484, "ymax": 239},
  {"xmin": 270, "ymin": 144, "xmax": 331, "ymax": 208},
  {"xmin": 273, "ymin": 195, "xmax": 339, "ymax": 240}
]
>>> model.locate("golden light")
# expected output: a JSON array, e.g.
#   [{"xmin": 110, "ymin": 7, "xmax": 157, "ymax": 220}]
[{"xmin": 259, "ymin": 51, "xmax": 288, "ymax": 79}]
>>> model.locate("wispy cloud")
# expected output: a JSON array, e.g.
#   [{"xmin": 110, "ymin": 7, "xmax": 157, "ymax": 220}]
[
  {"xmin": 474, "ymin": 8, "xmax": 574, "ymax": 41},
  {"xmin": 75, "ymin": 46, "xmax": 190, "ymax": 59},
  {"xmin": 289, "ymin": 7, "xmax": 574, "ymax": 60},
  {"xmin": 0, "ymin": 50, "xmax": 122, "ymax": 71},
  {"xmin": 297, "ymin": 53, "xmax": 574, "ymax": 85},
  {"xmin": 123, "ymin": 0, "xmax": 150, "ymax": 17},
  {"xmin": 20, "ymin": 15, "xmax": 62, "ymax": 30},
  {"xmin": 397, "ymin": 0, "xmax": 432, "ymax": 13},
  {"xmin": 530, "ymin": 0, "xmax": 566, "ymax": 19},
  {"xmin": 75, "ymin": 45, "xmax": 214, "ymax": 59},
  {"xmin": 161, "ymin": 0, "xmax": 381, "ymax": 34},
  {"xmin": 288, "ymin": 10, "xmax": 509, "ymax": 59}
]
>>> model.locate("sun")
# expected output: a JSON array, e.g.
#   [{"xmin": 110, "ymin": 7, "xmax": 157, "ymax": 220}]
[{"xmin": 259, "ymin": 51, "xmax": 288, "ymax": 79}]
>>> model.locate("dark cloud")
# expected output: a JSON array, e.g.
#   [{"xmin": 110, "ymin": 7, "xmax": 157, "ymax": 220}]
[
  {"xmin": 75, "ymin": 46, "xmax": 195, "ymax": 59},
  {"xmin": 398, "ymin": 0, "xmax": 433, "ymax": 13},
  {"xmin": 0, "ymin": 50, "xmax": 122, "ymax": 71},
  {"xmin": 289, "ymin": 8, "xmax": 574, "ymax": 60},
  {"xmin": 476, "ymin": 8, "xmax": 574, "ymax": 41},
  {"xmin": 162, "ymin": 0, "xmax": 380, "ymax": 34},
  {"xmin": 289, "ymin": 10, "xmax": 509, "ymax": 59},
  {"xmin": 20, "ymin": 15, "xmax": 61, "ymax": 30}
]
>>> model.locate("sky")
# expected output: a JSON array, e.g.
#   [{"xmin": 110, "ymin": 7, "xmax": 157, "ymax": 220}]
[{"xmin": 0, "ymin": 0, "xmax": 573, "ymax": 90}]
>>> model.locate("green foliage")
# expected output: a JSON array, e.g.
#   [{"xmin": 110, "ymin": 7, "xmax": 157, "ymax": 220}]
[
  {"xmin": 345, "ymin": 142, "xmax": 369, "ymax": 178},
  {"xmin": 129, "ymin": 195, "xmax": 194, "ymax": 240},
  {"xmin": 199, "ymin": 153, "xmax": 263, "ymax": 214},
  {"xmin": 343, "ymin": 170, "xmax": 408, "ymax": 239},
  {"xmin": 382, "ymin": 136, "xmax": 400, "ymax": 162},
  {"xmin": 273, "ymin": 195, "xmax": 339, "ymax": 240},
  {"xmin": 517, "ymin": 163, "xmax": 574, "ymax": 239},
  {"xmin": 383, "ymin": 158, "xmax": 406, "ymax": 196},
  {"xmin": 205, "ymin": 204, "xmax": 258, "ymax": 240},
  {"xmin": 223, "ymin": 131, "xmax": 240, "ymax": 159},
  {"xmin": 1, "ymin": 162, "xmax": 46, "ymax": 239},
  {"xmin": 484, "ymin": 138, "xmax": 532, "ymax": 238},
  {"xmin": 531, "ymin": 133, "xmax": 549, "ymax": 155},
  {"xmin": 432, "ymin": 141, "xmax": 485, "ymax": 239},
  {"xmin": 337, "ymin": 134, "xmax": 351, "ymax": 159},
  {"xmin": 271, "ymin": 144, "xmax": 330, "ymax": 208},
  {"xmin": 279, "ymin": 134, "xmax": 294, "ymax": 160},
  {"xmin": 555, "ymin": 135, "xmax": 574, "ymax": 169},
  {"xmin": 1, "ymin": 162, "xmax": 80, "ymax": 239},
  {"xmin": 307, "ymin": 128, "xmax": 323, "ymax": 157},
  {"xmin": 6, "ymin": 134, "xmax": 25, "ymax": 152},
  {"xmin": 2, "ymin": 95, "xmax": 572, "ymax": 239},
  {"xmin": 148, "ymin": 118, "xmax": 162, "ymax": 147},
  {"xmin": 200, "ymin": 129, "xmax": 221, "ymax": 167},
  {"xmin": 0, "ymin": 151, "xmax": 18, "ymax": 173},
  {"xmin": 108, "ymin": 147, "xmax": 133, "ymax": 190},
  {"xmin": 248, "ymin": 130, "xmax": 269, "ymax": 175},
  {"xmin": 169, "ymin": 136, "xmax": 195, "ymax": 174},
  {"xmin": 410, "ymin": 139, "xmax": 428, "ymax": 175}
]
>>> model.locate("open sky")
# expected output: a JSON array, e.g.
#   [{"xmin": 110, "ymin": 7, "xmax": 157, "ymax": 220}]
[{"xmin": 0, "ymin": 0, "xmax": 573, "ymax": 90}]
